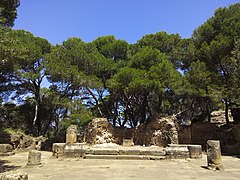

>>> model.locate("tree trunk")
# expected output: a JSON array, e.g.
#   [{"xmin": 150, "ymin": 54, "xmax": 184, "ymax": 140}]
[
  {"xmin": 158, "ymin": 93, "xmax": 163, "ymax": 113},
  {"xmin": 33, "ymin": 103, "xmax": 38, "ymax": 125},
  {"xmin": 224, "ymin": 99, "xmax": 229, "ymax": 124},
  {"xmin": 86, "ymin": 87, "xmax": 103, "ymax": 117}
]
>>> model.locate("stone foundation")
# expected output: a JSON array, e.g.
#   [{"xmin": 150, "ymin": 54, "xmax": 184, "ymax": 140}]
[{"xmin": 52, "ymin": 142, "xmax": 201, "ymax": 160}]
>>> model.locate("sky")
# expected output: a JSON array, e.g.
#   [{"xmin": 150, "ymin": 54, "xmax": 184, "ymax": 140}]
[{"xmin": 13, "ymin": 0, "xmax": 239, "ymax": 45}]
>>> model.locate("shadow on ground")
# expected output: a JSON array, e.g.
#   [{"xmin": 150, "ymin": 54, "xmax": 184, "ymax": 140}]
[
  {"xmin": 232, "ymin": 155, "xmax": 240, "ymax": 159},
  {"xmin": 0, "ymin": 160, "xmax": 20, "ymax": 173},
  {"xmin": 0, "ymin": 128, "xmax": 11, "ymax": 144}
]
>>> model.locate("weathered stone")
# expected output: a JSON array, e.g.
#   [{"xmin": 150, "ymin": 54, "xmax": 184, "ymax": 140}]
[
  {"xmin": 52, "ymin": 143, "xmax": 66, "ymax": 158},
  {"xmin": 119, "ymin": 149, "xmax": 128, "ymax": 155},
  {"xmin": 188, "ymin": 145, "xmax": 202, "ymax": 159},
  {"xmin": 64, "ymin": 144, "xmax": 85, "ymax": 158},
  {"xmin": 135, "ymin": 115, "xmax": 179, "ymax": 147},
  {"xmin": 66, "ymin": 125, "xmax": 78, "ymax": 144},
  {"xmin": 27, "ymin": 150, "xmax": 41, "ymax": 166},
  {"xmin": 84, "ymin": 154, "xmax": 147, "ymax": 160},
  {"xmin": 211, "ymin": 110, "xmax": 233, "ymax": 124},
  {"xmin": 168, "ymin": 144, "xmax": 188, "ymax": 148},
  {"xmin": 167, "ymin": 144, "xmax": 201, "ymax": 159},
  {"xmin": 207, "ymin": 140, "xmax": 223, "ymax": 170},
  {"xmin": 140, "ymin": 149, "xmax": 166, "ymax": 156},
  {"xmin": 125, "ymin": 149, "xmax": 140, "ymax": 155},
  {"xmin": 93, "ymin": 149, "xmax": 119, "ymax": 155},
  {"xmin": 83, "ymin": 118, "xmax": 117, "ymax": 144},
  {"xmin": 32, "ymin": 136, "xmax": 47, "ymax": 150},
  {"xmin": 122, "ymin": 139, "xmax": 134, "ymax": 147},
  {"xmin": 84, "ymin": 148, "xmax": 94, "ymax": 154},
  {"xmin": 1, "ymin": 172, "xmax": 28, "ymax": 180},
  {"xmin": 165, "ymin": 146, "xmax": 189, "ymax": 159},
  {"xmin": 0, "ymin": 144, "xmax": 13, "ymax": 153}
]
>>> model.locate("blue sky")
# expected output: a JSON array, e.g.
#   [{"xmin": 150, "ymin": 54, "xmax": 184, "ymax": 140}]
[{"xmin": 14, "ymin": 0, "xmax": 239, "ymax": 45}]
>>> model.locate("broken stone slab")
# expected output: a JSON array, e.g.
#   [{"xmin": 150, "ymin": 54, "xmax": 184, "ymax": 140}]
[
  {"xmin": 27, "ymin": 150, "xmax": 41, "ymax": 166},
  {"xmin": 207, "ymin": 140, "xmax": 223, "ymax": 171},
  {"xmin": 66, "ymin": 125, "xmax": 78, "ymax": 144},
  {"xmin": 122, "ymin": 139, "xmax": 134, "ymax": 147},
  {"xmin": 165, "ymin": 146, "xmax": 189, "ymax": 159},
  {"xmin": 167, "ymin": 144, "xmax": 202, "ymax": 159},
  {"xmin": 188, "ymin": 145, "xmax": 202, "ymax": 159},
  {"xmin": 52, "ymin": 143, "xmax": 66, "ymax": 158},
  {"xmin": 0, "ymin": 144, "xmax": 13, "ymax": 153},
  {"xmin": 0, "ymin": 172, "xmax": 28, "ymax": 180}
]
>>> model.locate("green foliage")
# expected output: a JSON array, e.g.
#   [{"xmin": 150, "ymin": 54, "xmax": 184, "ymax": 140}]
[
  {"xmin": 130, "ymin": 47, "xmax": 165, "ymax": 70},
  {"xmin": 189, "ymin": 3, "xmax": 240, "ymax": 123},
  {"xmin": 136, "ymin": 31, "xmax": 186, "ymax": 68},
  {"xmin": 0, "ymin": 0, "xmax": 20, "ymax": 27},
  {"xmin": 185, "ymin": 60, "xmax": 211, "ymax": 96},
  {"xmin": 92, "ymin": 35, "xmax": 129, "ymax": 61},
  {"xmin": 2, "ymin": 3, "xmax": 240, "ymax": 133}
]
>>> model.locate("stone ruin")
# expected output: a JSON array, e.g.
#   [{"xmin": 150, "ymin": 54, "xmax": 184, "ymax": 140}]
[
  {"xmin": 52, "ymin": 116, "xmax": 203, "ymax": 160},
  {"xmin": 0, "ymin": 130, "xmax": 47, "ymax": 155},
  {"xmin": 83, "ymin": 116, "xmax": 179, "ymax": 147}
]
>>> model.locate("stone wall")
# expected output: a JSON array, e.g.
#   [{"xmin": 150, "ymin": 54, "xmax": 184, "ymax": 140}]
[
  {"xmin": 83, "ymin": 116, "xmax": 179, "ymax": 147},
  {"xmin": 134, "ymin": 115, "xmax": 179, "ymax": 146},
  {"xmin": 83, "ymin": 118, "xmax": 119, "ymax": 144},
  {"xmin": 179, "ymin": 121, "xmax": 239, "ymax": 153},
  {"xmin": 0, "ymin": 130, "xmax": 47, "ymax": 151},
  {"xmin": 81, "ymin": 114, "xmax": 240, "ymax": 154}
]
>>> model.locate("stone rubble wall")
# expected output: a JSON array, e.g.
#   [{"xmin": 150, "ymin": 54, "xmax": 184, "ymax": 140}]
[
  {"xmin": 82, "ymin": 113, "xmax": 240, "ymax": 154},
  {"xmin": 134, "ymin": 115, "xmax": 179, "ymax": 146},
  {"xmin": 83, "ymin": 116, "xmax": 179, "ymax": 147},
  {"xmin": 0, "ymin": 130, "xmax": 47, "ymax": 152},
  {"xmin": 179, "ymin": 121, "xmax": 240, "ymax": 154}
]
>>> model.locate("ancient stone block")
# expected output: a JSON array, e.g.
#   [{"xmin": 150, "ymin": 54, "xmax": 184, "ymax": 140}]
[
  {"xmin": 64, "ymin": 144, "xmax": 85, "ymax": 158},
  {"xmin": 207, "ymin": 140, "xmax": 223, "ymax": 170},
  {"xmin": 52, "ymin": 143, "xmax": 66, "ymax": 158},
  {"xmin": 93, "ymin": 149, "xmax": 119, "ymax": 155},
  {"xmin": 1, "ymin": 172, "xmax": 28, "ymax": 180},
  {"xmin": 122, "ymin": 139, "xmax": 134, "ymax": 147},
  {"xmin": 125, "ymin": 149, "xmax": 140, "ymax": 155},
  {"xmin": 119, "ymin": 149, "xmax": 128, "ymax": 155},
  {"xmin": 66, "ymin": 125, "xmax": 78, "ymax": 144},
  {"xmin": 188, "ymin": 145, "xmax": 202, "ymax": 159},
  {"xmin": 165, "ymin": 146, "xmax": 189, "ymax": 159},
  {"xmin": 27, "ymin": 150, "xmax": 41, "ymax": 166},
  {"xmin": 0, "ymin": 144, "xmax": 13, "ymax": 153},
  {"xmin": 140, "ymin": 149, "xmax": 166, "ymax": 156}
]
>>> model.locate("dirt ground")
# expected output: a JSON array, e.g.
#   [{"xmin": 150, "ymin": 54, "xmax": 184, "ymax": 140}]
[{"xmin": 1, "ymin": 151, "xmax": 240, "ymax": 180}]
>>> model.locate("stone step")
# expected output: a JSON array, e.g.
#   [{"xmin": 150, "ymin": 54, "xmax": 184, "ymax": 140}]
[
  {"xmin": 84, "ymin": 154, "xmax": 166, "ymax": 160},
  {"xmin": 0, "ymin": 152, "xmax": 15, "ymax": 157}
]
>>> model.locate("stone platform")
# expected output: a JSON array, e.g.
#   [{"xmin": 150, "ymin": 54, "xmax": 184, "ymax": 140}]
[{"xmin": 52, "ymin": 143, "xmax": 202, "ymax": 160}]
